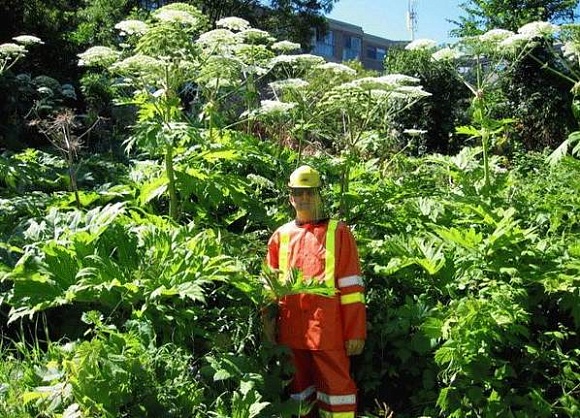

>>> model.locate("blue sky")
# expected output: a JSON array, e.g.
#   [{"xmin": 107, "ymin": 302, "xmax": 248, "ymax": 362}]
[
  {"xmin": 327, "ymin": 0, "xmax": 463, "ymax": 44},
  {"xmin": 327, "ymin": 1, "xmax": 580, "ymax": 44}
]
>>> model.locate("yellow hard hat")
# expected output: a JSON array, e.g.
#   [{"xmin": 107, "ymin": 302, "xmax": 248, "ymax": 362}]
[{"xmin": 288, "ymin": 165, "xmax": 321, "ymax": 188}]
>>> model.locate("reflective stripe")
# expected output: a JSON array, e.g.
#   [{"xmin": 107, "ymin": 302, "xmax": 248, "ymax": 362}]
[
  {"xmin": 340, "ymin": 292, "xmax": 365, "ymax": 305},
  {"xmin": 279, "ymin": 229, "xmax": 290, "ymax": 281},
  {"xmin": 317, "ymin": 391, "xmax": 356, "ymax": 406},
  {"xmin": 278, "ymin": 220, "xmax": 338, "ymax": 287},
  {"xmin": 290, "ymin": 385, "xmax": 316, "ymax": 401},
  {"xmin": 337, "ymin": 275, "xmax": 364, "ymax": 288},
  {"xmin": 324, "ymin": 220, "xmax": 338, "ymax": 287},
  {"xmin": 319, "ymin": 411, "xmax": 355, "ymax": 418}
]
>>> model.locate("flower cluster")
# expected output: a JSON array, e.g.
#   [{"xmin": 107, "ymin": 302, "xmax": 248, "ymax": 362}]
[
  {"xmin": 216, "ymin": 17, "xmax": 250, "ymax": 32},
  {"xmin": 562, "ymin": 41, "xmax": 580, "ymax": 61},
  {"xmin": 0, "ymin": 43, "xmax": 27, "ymax": 57},
  {"xmin": 115, "ymin": 20, "xmax": 149, "ymax": 36},
  {"xmin": 431, "ymin": 47, "xmax": 462, "ymax": 62},
  {"xmin": 241, "ymin": 100, "xmax": 296, "ymax": 118},
  {"xmin": 269, "ymin": 54, "xmax": 325, "ymax": 68},
  {"xmin": 341, "ymin": 74, "xmax": 421, "ymax": 91},
  {"xmin": 155, "ymin": 9, "xmax": 198, "ymax": 26},
  {"xmin": 271, "ymin": 40, "xmax": 301, "ymax": 53},
  {"xmin": 498, "ymin": 33, "xmax": 535, "ymax": 54},
  {"xmin": 12, "ymin": 35, "xmax": 44, "ymax": 45},
  {"xmin": 77, "ymin": 46, "xmax": 120, "ymax": 67},
  {"xmin": 404, "ymin": 128, "xmax": 428, "ymax": 136},
  {"xmin": 269, "ymin": 78, "xmax": 309, "ymax": 92},
  {"xmin": 197, "ymin": 29, "xmax": 238, "ymax": 48},
  {"xmin": 518, "ymin": 21, "xmax": 560, "ymax": 39},
  {"xmin": 111, "ymin": 54, "xmax": 165, "ymax": 75},
  {"xmin": 316, "ymin": 62, "xmax": 356, "ymax": 75},
  {"xmin": 479, "ymin": 29, "xmax": 514, "ymax": 44},
  {"xmin": 405, "ymin": 38, "xmax": 437, "ymax": 51},
  {"xmin": 236, "ymin": 28, "xmax": 274, "ymax": 44}
]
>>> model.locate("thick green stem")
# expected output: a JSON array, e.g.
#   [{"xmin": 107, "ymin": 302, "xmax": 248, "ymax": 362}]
[
  {"xmin": 165, "ymin": 144, "xmax": 178, "ymax": 220},
  {"xmin": 482, "ymin": 130, "xmax": 491, "ymax": 189}
]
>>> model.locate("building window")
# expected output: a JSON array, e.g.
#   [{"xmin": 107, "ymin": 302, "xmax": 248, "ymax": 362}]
[
  {"xmin": 367, "ymin": 46, "xmax": 386, "ymax": 61},
  {"xmin": 313, "ymin": 30, "xmax": 334, "ymax": 57},
  {"xmin": 343, "ymin": 35, "xmax": 361, "ymax": 61}
]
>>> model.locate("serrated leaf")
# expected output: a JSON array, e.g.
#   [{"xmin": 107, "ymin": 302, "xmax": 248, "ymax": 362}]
[{"xmin": 139, "ymin": 176, "xmax": 168, "ymax": 205}]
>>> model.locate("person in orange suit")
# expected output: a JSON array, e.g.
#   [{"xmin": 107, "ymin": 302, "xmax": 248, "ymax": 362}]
[{"xmin": 266, "ymin": 165, "xmax": 367, "ymax": 418}]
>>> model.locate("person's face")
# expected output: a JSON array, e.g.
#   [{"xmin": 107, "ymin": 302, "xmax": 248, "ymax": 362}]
[{"xmin": 289, "ymin": 188, "xmax": 321, "ymax": 213}]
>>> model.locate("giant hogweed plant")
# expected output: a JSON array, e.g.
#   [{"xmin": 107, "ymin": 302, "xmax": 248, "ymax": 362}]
[
  {"xmin": 0, "ymin": 36, "xmax": 43, "ymax": 75},
  {"xmin": 1, "ymin": 203, "xmax": 242, "ymax": 345},
  {"xmin": 407, "ymin": 28, "xmax": 545, "ymax": 191},
  {"xmin": 77, "ymin": 5, "xmax": 300, "ymax": 221},
  {"xmin": 505, "ymin": 21, "xmax": 580, "ymax": 164},
  {"xmin": 362, "ymin": 149, "xmax": 580, "ymax": 416},
  {"xmin": 246, "ymin": 60, "xmax": 432, "ymax": 216}
]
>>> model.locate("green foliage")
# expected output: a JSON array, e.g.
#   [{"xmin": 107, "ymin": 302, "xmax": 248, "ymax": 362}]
[
  {"xmin": 450, "ymin": 0, "xmax": 580, "ymax": 36},
  {"xmin": 384, "ymin": 47, "xmax": 470, "ymax": 154},
  {"xmin": 2, "ymin": 4, "xmax": 580, "ymax": 418}
]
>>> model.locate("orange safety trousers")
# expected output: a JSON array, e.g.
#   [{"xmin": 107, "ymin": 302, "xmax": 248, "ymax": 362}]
[{"xmin": 290, "ymin": 349, "xmax": 357, "ymax": 418}]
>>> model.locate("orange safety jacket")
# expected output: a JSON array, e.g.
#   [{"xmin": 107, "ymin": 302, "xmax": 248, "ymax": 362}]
[{"xmin": 267, "ymin": 219, "xmax": 366, "ymax": 350}]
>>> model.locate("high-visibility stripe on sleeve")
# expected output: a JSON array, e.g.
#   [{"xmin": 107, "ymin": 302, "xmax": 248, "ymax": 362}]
[
  {"xmin": 279, "ymin": 230, "xmax": 290, "ymax": 281},
  {"xmin": 290, "ymin": 385, "xmax": 315, "ymax": 401},
  {"xmin": 340, "ymin": 292, "xmax": 365, "ymax": 305},
  {"xmin": 324, "ymin": 220, "xmax": 338, "ymax": 287},
  {"xmin": 317, "ymin": 391, "xmax": 356, "ymax": 406},
  {"xmin": 337, "ymin": 275, "xmax": 364, "ymax": 288},
  {"xmin": 319, "ymin": 411, "xmax": 355, "ymax": 418}
]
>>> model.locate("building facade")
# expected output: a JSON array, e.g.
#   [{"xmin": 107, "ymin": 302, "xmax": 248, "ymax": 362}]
[{"xmin": 312, "ymin": 18, "xmax": 407, "ymax": 72}]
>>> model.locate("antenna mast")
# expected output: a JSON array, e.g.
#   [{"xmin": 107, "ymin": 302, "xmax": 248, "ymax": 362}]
[{"xmin": 406, "ymin": 0, "xmax": 418, "ymax": 40}]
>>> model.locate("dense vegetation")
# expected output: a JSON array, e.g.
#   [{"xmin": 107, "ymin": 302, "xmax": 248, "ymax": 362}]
[{"xmin": 1, "ymin": 3, "xmax": 579, "ymax": 418}]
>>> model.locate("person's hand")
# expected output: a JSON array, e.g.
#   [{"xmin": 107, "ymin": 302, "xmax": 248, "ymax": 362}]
[{"xmin": 345, "ymin": 339, "xmax": 365, "ymax": 356}]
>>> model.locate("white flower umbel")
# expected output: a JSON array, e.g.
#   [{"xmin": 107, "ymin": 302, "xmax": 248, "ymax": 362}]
[
  {"xmin": 395, "ymin": 85, "xmax": 432, "ymax": 98},
  {"xmin": 259, "ymin": 99, "xmax": 296, "ymax": 113},
  {"xmin": 316, "ymin": 62, "xmax": 356, "ymax": 75},
  {"xmin": 404, "ymin": 128, "xmax": 428, "ymax": 136},
  {"xmin": 562, "ymin": 41, "xmax": 580, "ymax": 61},
  {"xmin": 380, "ymin": 74, "xmax": 421, "ymax": 85},
  {"xmin": 479, "ymin": 29, "xmax": 514, "ymax": 44},
  {"xmin": 111, "ymin": 54, "xmax": 164, "ymax": 74},
  {"xmin": 77, "ymin": 46, "xmax": 120, "ymax": 67},
  {"xmin": 235, "ymin": 28, "xmax": 275, "ymax": 44},
  {"xmin": 269, "ymin": 78, "xmax": 309, "ymax": 92},
  {"xmin": 216, "ymin": 17, "xmax": 250, "ymax": 32},
  {"xmin": 499, "ymin": 33, "xmax": 536, "ymax": 55},
  {"xmin": 431, "ymin": 47, "xmax": 462, "ymax": 62},
  {"xmin": 12, "ymin": 35, "xmax": 43, "ymax": 45},
  {"xmin": 196, "ymin": 29, "xmax": 238, "ymax": 47},
  {"xmin": 242, "ymin": 100, "xmax": 296, "ymax": 118},
  {"xmin": 405, "ymin": 38, "xmax": 437, "ymax": 51},
  {"xmin": 114, "ymin": 20, "xmax": 149, "ymax": 36},
  {"xmin": 271, "ymin": 40, "xmax": 302, "ymax": 53},
  {"xmin": 341, "ymin": 74, "xmax": 420, "ymax": 91},
  {"xmin": 269, "ymin": 53, "xmax": 325, "ymax": 68},
  {"xmin": 0, "ymin": 43, "xmax": 27, "ymax": 57},
  {"xmin": 518, "ymin": 21, "xmax": 560, "ymax": 39},
  {"xmin": 155, "ymin": 9, "xmax": 198, "ymax": 26}
]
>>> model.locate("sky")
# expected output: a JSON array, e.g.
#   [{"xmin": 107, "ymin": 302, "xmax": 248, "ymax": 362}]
[{"xmin": 326, "ymin": 0, "xmax": 464, "ymax": 44}]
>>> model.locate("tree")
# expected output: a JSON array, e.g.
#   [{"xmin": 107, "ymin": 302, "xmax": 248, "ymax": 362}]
[
  {"xmin": 192, "ymin": 0, "xmax": 339, "ymax": 47},
  {"xmin": 450, "ymin": 0, "xmax": 580, "ymax": 36}
]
